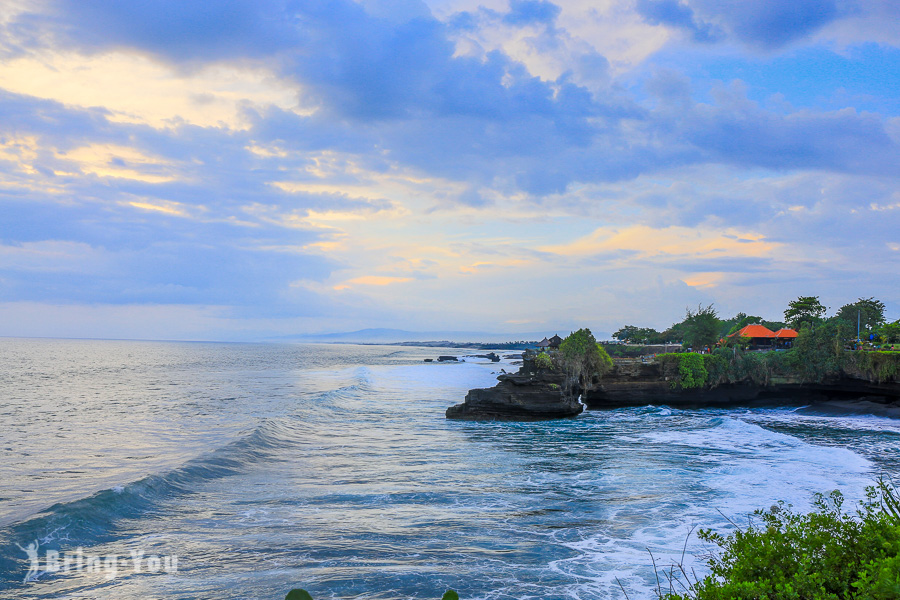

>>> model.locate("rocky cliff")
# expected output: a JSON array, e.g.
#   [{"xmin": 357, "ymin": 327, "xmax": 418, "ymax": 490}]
[
  {"xmin": 585, "ymin": 359, "xmax": 900, "ymax": 409},
  {"xmin": 450, "ymin": 356, "xmax": 900, "ymax": 420},
  {"xmin": 445, "ymin": 359, "xmax": 582, "ymax": 420}
]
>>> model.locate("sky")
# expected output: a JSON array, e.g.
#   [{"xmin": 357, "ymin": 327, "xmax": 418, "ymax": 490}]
[{"xmin": 0, "ymin": 0, "xmax": 898, "ymax": 341}]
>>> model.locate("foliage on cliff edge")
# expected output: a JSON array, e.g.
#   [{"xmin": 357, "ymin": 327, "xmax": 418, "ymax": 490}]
[
  {"xmin": 559, "ymin": 329, "xmax": 613, "ymax": 392},
  {"xmin": 657, "ymin": 353, "xmax": 708, "ymax": 389},
  {"xmin": 662, "ymin": 482, "xmax": 900, "ymax": 600},
  {"xmin": 853, "ymin": 351, "xmax": 900, "ymax": 384}
]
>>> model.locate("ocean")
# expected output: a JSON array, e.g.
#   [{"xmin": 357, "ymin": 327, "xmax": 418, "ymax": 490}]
[{"xmin": 1, "ymin": 338, "xmax": 898, "ymax": 599}]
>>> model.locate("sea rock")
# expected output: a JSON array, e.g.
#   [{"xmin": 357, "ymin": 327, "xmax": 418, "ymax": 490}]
[
  {"xmin": 437, "ymin": 356, "xmax": 459, "ymax": 362},
  {"xmin": 446, "ymin": 358, "xmax": 582, "ymax": 420},
  {"xmin": 466, "ymin": 352, "xmax": 501, "ymax": 362}
]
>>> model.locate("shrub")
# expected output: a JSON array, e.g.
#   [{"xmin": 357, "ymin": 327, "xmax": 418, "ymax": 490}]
[
  {"xmin": 662, "ymin": 482, "xmax": 900, "ymax": 600},
  {"xmin": 559, "ymin": 329, "xmax": 613, "ymax": 393},
  {"xmin": 657, "ymin": 352, "xmax": 708, "ymax": 389},
  {"xmin": 533, "ymin": 351, "xmax": 553, "ymax": 371},
  {"xmin": 702, "ymin": 353, "xmax": 729, "ymax": 387},
  {"xmin": 853, "ymin": 350, "xmax": 900, "ymax": 383},
  {"xmin": 792, "ymin": 320, "xmax": 852, "ymax": 382}
]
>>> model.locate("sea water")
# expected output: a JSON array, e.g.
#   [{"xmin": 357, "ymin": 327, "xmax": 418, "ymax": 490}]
[{"xmin": 1, "ymin": 338, "xmax": 898, "ymax": 599}]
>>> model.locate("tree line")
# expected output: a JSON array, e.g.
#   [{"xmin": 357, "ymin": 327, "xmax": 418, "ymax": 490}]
[{"xmin": 612, "ymin": 296, "xmax": 900, "ymax": 349}]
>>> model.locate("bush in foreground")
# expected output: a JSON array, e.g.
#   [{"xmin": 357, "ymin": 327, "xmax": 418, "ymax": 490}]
[{"xmin": 661, "ymin": 482, "xmax": 900, "ymax": 600}]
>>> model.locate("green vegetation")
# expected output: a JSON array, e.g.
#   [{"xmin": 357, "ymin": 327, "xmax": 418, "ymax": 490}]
[
  {"xmin": 613, "ymin": 325, "xmax": 666, "ymax": 344},
  {"xmin": 558, "ymin": 328, "xmax": 613, "ymax": 393},
  {"xmin": 657, "ymin": 353, "xmax": 708, "ymax": 389},
  {"xmin": 662, "ymin": 482, "xmax": 900, "ymax": 600},
  {"xmin": 608, "ymin": 294, "xmax": 899, "ymax": 389},
  {"xmin": 876, "ymin": 320, "xmax": 900, "ymax": 344},
  {"xmin": 610, "ymin": 295, "xmax": 897, "ymax": 353},
  {"xmin": 657, "ymin": 318, "xmax": 900, "ymax": 390},
  {"xmin": 680, "ymin": 304, "xmax": 721, "ymax": 349},
  {"xmin": 835, "ymin": 297, "xmax": 887, "ymax": 333},
  {"xmin": 533, "ymin": 351, "xmax": 553, "ymax": 370},
  {"xmin": 784, "ymin": 295, "xmax": 828, "ymax": 330},
  {"xmin": 855, "ymin": 351, "xmax": 900, "ymax": 384}
]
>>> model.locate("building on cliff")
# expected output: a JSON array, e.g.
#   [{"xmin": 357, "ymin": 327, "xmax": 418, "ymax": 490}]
[
  {"xmin": 727, "ymin": 324, "xmax": 798, "ymax": 349},
  {"xmin": 536, "ymin": 334, "xmax": 564, "ymax": 350}
]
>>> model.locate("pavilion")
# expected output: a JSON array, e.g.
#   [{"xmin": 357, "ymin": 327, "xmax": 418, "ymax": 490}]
[
  {"xmin": 726, "ymin": 324, "xmax": 798, "ymax": 349},
  {"xmin": 536, "ymin": 334, "xmax": 564, "ymax": 351}
]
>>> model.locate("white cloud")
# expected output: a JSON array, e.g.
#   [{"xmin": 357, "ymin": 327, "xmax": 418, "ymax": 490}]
[{"xmin": 0, "ymin": 51, "xmax": 305, "ymax": 129}]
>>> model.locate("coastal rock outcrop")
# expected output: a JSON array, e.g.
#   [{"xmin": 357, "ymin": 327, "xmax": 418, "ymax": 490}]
[
  {"xmin": 582, "ymin": 358, "xmax": 900, "ymax": 409},
  {"xmin": 451, "ymin": 355, "xmax": 900, "ymax": 419},
  {"xmin": 446, "ymin": 358, "xmax": 582, "ymax": 420}
]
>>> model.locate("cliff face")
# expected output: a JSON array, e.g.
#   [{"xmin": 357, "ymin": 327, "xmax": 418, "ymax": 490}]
[
  {"xmin": 450, "ymin": 357, "xmax": 900, "ymax": 420},
  {"xmin": 582, "ymin": 359, "xmax": 900, "ymax": 409},
  {"xmin": 584, "ymin": 360, "xmax": 776, "ymax": 408},
  {"xmin": 445, "ymin": 364, "xmax": 582, "ymax": 421}
]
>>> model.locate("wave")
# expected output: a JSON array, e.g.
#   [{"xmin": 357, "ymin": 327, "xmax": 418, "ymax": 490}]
[
  {"xmin": 0, "ymin": 373, "xmax": 375, "ymax": 588},
  {"xmin": 794, "ymin": 399, "xmax": 900, "ymax": 421}
]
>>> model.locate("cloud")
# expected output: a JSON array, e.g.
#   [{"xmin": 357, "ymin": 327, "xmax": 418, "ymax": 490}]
[
  {"xmin": 1, "ymin": 0, "xmax": 899, "ymax": 339},
  {"xmin": 0, "ymin": 51, "xmax": 303, "ymax": 130},
  {"xmin": 651, "ymin": 81, "xmax": 900, "ymax": 176},
  {"xmin": 636, "ymin": 0, "xmax": 842, "ymax": 49},
  {"xmin": 692, "ymin": 0, "xmax": 840, "ymax": 49},
  {"xmin": 503, "ymin": 0, "xmax": 561, "ymax": 26},
  {"xmin": 17, "ymin": 0, "xmax": 297, "ymax": 63},
  {"xmin": 540, "ymin": 224, "xmax": 779, "ymax": 261},
  {"xmin": 333, "ymin": 275, "xmax": 415, "ymax": 290},
  {"xmin": 634, "ymin": 0, "xmax": 721, "ymax": 43}
]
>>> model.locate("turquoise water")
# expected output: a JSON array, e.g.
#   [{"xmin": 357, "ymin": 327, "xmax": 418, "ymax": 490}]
[{"xmin": 1, "ymin": 339, "xmax": 899, "ymax": 599}]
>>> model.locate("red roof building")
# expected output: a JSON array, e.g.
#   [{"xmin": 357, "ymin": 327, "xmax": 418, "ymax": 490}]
[
  {"xmin": 773, "ymin": 328, "xmax": 799, "ymax": 339},
  {"xmin": 726, "ymin": 325, "xmax": 799, "ymax": 349},
  {"xmin": 728, "ymin": 324, "xmax": 776, "ymax": 340}
]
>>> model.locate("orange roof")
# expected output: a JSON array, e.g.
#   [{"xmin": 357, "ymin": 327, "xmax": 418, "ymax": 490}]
[
  {"xmin": 728, "ymin": 324, "xmax": 776, "ymax": 338},
  {"xmin": 774, "ymin": 328, "xmax": 799, "ymax": 338}
]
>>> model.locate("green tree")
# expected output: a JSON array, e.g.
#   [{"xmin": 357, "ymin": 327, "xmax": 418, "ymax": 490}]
[
  {"xmin": 662, "ymin": 322, "xmax": 686, "ymax": 344},
  {"xmin": 835, "ymin": 297, "xmax": 887, "ymax": 334},
  {"xmin": 613, "ymin": 325, "xmax": 640, "ymax": 341},
  {"xmin": 876, "ymin": 320, "xmax": 900, "ymax": 344},
  {"xmin": 793, "ymin": 319, "xmax": 853, "ymax": 382},
  {"xmin": 784, "ymin": 295, "xmax": 827, "ymax": 330},
  {"xmin": 612, "ymin": 325, "xmax": 662, "ymax": 344},
  {"xmin": 681, "ymin": 304, "xmax": 721, "ymax": 349},
  {"xmin": 559, "ymin": 329, "xmax": 613, "ymax": 394}
]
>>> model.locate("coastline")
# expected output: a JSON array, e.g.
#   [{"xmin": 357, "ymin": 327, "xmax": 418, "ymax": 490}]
[{"xmin": 448, "ymin": 353, "xmax": 900, "ymax": 421}]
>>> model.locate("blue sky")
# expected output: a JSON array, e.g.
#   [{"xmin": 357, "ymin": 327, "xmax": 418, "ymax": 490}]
[{"xmin": 0, "ymin": 0, "xmax": 898, "ymax": 340}]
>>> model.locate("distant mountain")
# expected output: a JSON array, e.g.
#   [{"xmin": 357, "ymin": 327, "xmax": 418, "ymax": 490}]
[{"xmin": 270, "ymin": 328, "xmax": 560, "ymax": 344}]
